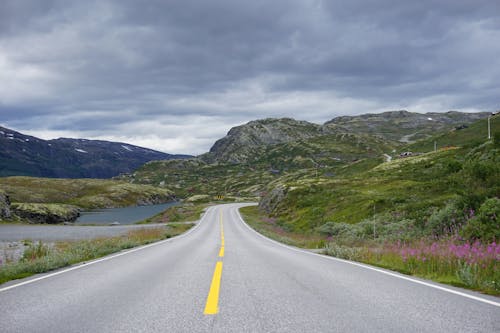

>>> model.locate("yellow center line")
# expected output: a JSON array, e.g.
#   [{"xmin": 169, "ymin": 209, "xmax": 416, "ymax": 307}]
[
  {"xmin": 204, "ymin": 210, "xmax": 226, "ymax": 315},
  {"xmin": 203, "ymin": 261, "xmax": 223, "ymax": 315},
  {"xmin": 220, "ymin": 211, "xmax": 225, "ymax": 247}
]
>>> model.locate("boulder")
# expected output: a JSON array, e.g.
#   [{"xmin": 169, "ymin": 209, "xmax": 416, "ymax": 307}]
[
  {"xmin": 11, "ymin": 203, "xmax": 80, "ymax": 224},
  {"xmin": 0, "ymin": 191, "xmax": 11, "ymax": 219},
  {"xmin": 258, "ymin": 185, "xmax": 287, "ymax": 214}
]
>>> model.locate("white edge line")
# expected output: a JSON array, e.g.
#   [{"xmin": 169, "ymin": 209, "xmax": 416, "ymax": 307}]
[
  {"xmin": 235, "ymin": 205, "xmax": 500, "ymax": 308},
  {"xmin": 0, "ymin": 206, "xmax": 215, "ymax": 293}
]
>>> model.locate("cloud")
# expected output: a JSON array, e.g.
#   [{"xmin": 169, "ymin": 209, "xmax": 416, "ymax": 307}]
[{"xmin": 0, "ymin": 0, "xmax": 499, "ymax": 154}]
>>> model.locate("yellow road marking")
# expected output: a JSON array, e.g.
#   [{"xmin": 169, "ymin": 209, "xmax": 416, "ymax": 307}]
[
  {"xmin": 204, "ymin": 261, "xmax": 223, "ymax": 315},
  {"xmin": 218, "ymin": 246, "xmax": 224, "ymax": 257},
  {"xmin": 219, "ymin": 211, "xmax": 225, "ymax": 246}
]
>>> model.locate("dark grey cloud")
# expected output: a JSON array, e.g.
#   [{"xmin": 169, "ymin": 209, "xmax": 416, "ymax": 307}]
[{"xmin": 0, "ymin": 0, "xmax": 499, "ymax": 154}]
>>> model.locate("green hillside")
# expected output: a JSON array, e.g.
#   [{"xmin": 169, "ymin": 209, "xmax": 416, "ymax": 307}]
[
  {"xmin": 260, "ymin": 132, "xmax": 499, "ymax": 241},
  {"xmin": 126, "ymin": 131, "xmax": 397, "ymax": 199},
  {"xmin": 0, "ymin": 177, "xmax": 175, "ymax": 209},
  {"xmin": 405, "ymin": 113, "xmax": 499, "ymax": 152}
]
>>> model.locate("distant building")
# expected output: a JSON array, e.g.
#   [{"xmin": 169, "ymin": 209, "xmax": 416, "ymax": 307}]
[{"xmin": 399, "ymin": 152, "xmax": 413, "ymax": 157}]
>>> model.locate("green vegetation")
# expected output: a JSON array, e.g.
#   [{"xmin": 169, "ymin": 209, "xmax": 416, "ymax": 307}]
[
  {"xmin": 0, "ymin": 224, "xmax": 193, "ymax": 284},
  {"xmin": 263, "ymin": 138, "xmax": 498, "ymax": 238},
  {"xmin": 322, "ymin": 240, "xmax": 499, "ymax": 295},
  {"xmin": 125, "ymin": 131, "xmax": 397, "ymax": 200},
  {"xmin": 139, "ymin": 203, "xmax": 207, "ymax": 224},
  {"xmin": 406, "ymin": 114, "xmax": 500, "ymax": 152},
  {"xmin": 0, "ymin": 176, "xmax": 174, "ymax": 209},
  {"xmin": 240, "ymin": 206, "xmax": 325, "ymax": 248}
]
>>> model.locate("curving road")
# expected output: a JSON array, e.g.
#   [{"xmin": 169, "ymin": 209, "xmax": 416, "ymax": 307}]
[{"xmin": 1, "ymin": 203, "xmax": 499, "ymax": 332}]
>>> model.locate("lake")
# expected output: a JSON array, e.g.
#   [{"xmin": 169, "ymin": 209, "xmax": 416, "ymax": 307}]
[{"xmin": 75, "ymin": 202, "xmax": 179, "ymax": 225}]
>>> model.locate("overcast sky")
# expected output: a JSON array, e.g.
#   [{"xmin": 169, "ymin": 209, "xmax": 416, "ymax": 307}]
[{"xmin": 0, "ymin": 0, "xmax": 499, "ymax": 154}]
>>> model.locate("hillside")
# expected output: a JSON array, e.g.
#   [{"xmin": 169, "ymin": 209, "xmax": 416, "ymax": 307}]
[
  {"xmin": 200, "ymin": 118, "xmax": 326, "ymax": 163},
  {"xmin": 129, "ymin": 111, "xmax": 493, "ymax": 201},
  {"xmin": 0, "ymin": 177, "xmax": 175, "ymax": 209},
  {"xmin": 200, "ymin": 111, "xmax": 488, "ymax": 165},
  {"xmin": 258, "ymin": 114, "xmax": 499, "ymax": 239},
  {"xmin": 127, "ymin": 130, "xmax": 398, "ymax": 199},
  {"xmin": 324, "ymin": 110, "xmax": 489, "ymax": 143},
  {"xmin": 0, "ymin": 126, "xmax": 191, "ymax": 178}
]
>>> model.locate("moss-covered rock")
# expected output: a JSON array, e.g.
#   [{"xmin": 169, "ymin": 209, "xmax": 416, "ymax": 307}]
[
  {"xmin": 11, "ymin": 203, "xmax": 80, "ymax": 224},
  {"xmin": 0, "ymin": 191, "xmax": 11, "ymax": 219}
]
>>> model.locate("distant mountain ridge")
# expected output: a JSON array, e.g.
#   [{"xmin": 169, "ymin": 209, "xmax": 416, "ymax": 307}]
[
  {"xmin": 201, "ymin": 111, "xmax": 490, "ymax": 164},
  {"xmin": 0, "ymin": 126, "xmax": 191, "ymax": 178},
  {"xmin": 324, "ymin": 110, "xmax": 490, "ymax": 142}
]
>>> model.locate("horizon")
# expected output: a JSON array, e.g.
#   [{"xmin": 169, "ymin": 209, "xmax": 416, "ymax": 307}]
[{"xmin": 2, "ymin": 109, "xmax": 492, "ymax": 155}]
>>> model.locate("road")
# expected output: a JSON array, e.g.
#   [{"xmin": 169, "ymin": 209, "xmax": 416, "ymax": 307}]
[
  {"xmin": 0, "ymin": 223, "xmax": 184, "ymax": 241},
  {"xmin": 1, "ymin": 203, "xmax": 499, "ymax": 332}
]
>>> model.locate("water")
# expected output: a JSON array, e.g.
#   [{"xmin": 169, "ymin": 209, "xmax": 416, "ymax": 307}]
[{"xmin": 75, "ymin": 202, "xmax": 179, "ymax": 225}]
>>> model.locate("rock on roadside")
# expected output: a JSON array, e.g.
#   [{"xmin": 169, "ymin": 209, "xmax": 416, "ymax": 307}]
[
  {"xmin": 259, "ymin": 185, "xmax": 287, "ymax": 214},
  {"xmin": 11, "ymin": 203, "xmax": 80, "ymax": 224},
  {"xmin": 0, "ymin": 191, "xmax": 11, "ymax": 219}
]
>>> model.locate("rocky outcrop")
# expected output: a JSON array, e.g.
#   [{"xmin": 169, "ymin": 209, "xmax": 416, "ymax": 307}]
[
  {"xmin": 259, "ymin": 185, "xmax": 287, "ymax": 214},
  {"xmin": 0, "ymin": 191, "xmax": 11, "ymax": 219},
  {"xmin": 11, "ymin": 203, "xmax": 80, "ymax": 224},
  {"xmin": 201, "ymin": 118, "xmax": 326, "ymax": 164}
]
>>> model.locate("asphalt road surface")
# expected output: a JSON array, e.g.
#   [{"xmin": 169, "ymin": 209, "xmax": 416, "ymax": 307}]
[{"xmin": 1, "ymin": 203, "xmax": 499, "ymax": 332}]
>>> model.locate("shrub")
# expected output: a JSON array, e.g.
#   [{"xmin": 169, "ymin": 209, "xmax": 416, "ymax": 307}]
[
  {"xmin": 461, "ymin": 197, "xmax": 500, "ymax": 241},
  {"xmin": 317, "ymin": 222, "xmax": 351, "ymax": 237},
  {"xmin": 427, "ymin": 201, "xmax": 467, "ymax": 237},
  {"xmin": 493, "ymin": 131, "xmax": 500, "ymax": 148}
]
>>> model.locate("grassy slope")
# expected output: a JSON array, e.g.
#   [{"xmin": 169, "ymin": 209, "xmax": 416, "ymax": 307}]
[
  {"xmin": 265, "ymin": 116, "xmax": 499, "ymax": 234},
  {"xmin": 127, "ymin": 132, "xmax": 397, "ymax": 199},
  {"xmin": 406, "ymin": 114, "xmax": 500, "ymax": 152},
  {"xmin": 0, "ymin": 177, "xmax": 174, "ymax": 209}
]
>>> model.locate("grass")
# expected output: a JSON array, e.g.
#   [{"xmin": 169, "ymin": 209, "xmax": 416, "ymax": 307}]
[
  {"xmin": 0, "ymin": 223, "xmax": 193, "ymax": 285},
  {"xmin": 138, "ymin": 203, "xmax": 207, "ymax": 224},
  {"xmin": 323, "ymin": 240, "xmax": 500, "ymax": 296},
  {"xmin": 239, "ymin": 206, "xmax": 326, "ymax": 249}
]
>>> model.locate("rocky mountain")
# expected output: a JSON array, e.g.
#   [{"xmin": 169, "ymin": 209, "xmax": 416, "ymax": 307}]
[
  {"xmin": 324, "ymin": 110, "xmax": 489, "ymax": 142},
  {"xmin": 200, "ymin": 111, "xmax": 489, "ymax": 164},
  {"xmin": 200, "ymin": 118, "xmax": 326, "ymax": 163},
  {"xmin": 0, "ymin": 126, "xmax": 191, "ymax": 178}
]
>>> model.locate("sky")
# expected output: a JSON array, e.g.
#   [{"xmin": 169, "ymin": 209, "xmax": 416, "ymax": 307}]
[{"xmin": 0, "ymin": 0, "xmax": 499, "ymax": 155}]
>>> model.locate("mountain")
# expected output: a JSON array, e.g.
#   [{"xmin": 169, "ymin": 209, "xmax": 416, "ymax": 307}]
[
  {"xmin": 200, "ymin": 118, "xmax": 326, "ymax": 163},
  {"xmin": 324, "ymin": 110, "xmax": 489, "ymax": 142},
  {"xmin": 0, "ymin": 126, "xmax": 191, "ymax": 178},
  {"xmin": 201, "ymin": 111, "xmax": 489, "ymax": 164}
]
